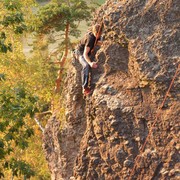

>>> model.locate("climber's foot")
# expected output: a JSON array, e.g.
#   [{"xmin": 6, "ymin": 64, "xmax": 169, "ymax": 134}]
[{"xmin": 83, "ymin": 87, "xmax": 91, "ymax": 96}]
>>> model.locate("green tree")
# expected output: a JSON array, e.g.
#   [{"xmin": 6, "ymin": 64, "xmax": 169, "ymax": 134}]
[
  {"xmin": 31, "ymin": 0, "xmax": 91, "ymax": 92},
  {"xmin": 0, "ymin": 84, "xmax": 38, "ymax": 178},
  {"xmin": 0, "ymin": 0, "xmax": 50, "ymax": 178},
  {"xmin": 0, "ymin": 0, "xmax": 30, "ymax": 53},
  {"xmin": 0, "ymin": 0, "xmax": 104, "ymax": 178}
]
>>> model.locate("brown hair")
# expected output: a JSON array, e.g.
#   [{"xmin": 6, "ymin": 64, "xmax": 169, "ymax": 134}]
[{"xmin": 92, "ymin": 24, "xmax": 101, "ymax": 35}]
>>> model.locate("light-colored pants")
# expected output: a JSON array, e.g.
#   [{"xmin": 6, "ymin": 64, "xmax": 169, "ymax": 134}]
[{"xmin": 78, "ymin": 55, "xmax": 91, "ymax": 89}]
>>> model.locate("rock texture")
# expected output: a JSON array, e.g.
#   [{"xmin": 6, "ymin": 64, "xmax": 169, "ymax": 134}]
[{"xmin": 43, "ymin": 0, "xmax": 180, "ymax": 179}]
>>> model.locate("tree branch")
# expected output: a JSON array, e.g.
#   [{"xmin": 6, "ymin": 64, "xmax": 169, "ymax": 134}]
[{"xmin": 34, "ymin": 117, "xmax": 45, "ymax": 133}]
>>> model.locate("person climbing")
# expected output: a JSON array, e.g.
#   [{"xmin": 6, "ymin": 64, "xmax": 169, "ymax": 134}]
[{"xmin": 76, "ymin": 24, "xmax": 102, "ymax": 96}]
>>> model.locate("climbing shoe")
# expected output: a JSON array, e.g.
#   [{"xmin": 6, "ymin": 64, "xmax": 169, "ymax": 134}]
[{"xmin": 83, "ymin": 87, "xmax": 91, "ymax": 96}]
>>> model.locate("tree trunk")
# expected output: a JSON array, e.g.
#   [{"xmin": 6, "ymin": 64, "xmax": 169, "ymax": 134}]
[{"xmin": 55, "ymin": 22, "xmax": 70, "ymax": 93}]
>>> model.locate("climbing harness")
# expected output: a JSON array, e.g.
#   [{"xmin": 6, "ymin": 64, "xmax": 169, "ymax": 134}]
[{"xmin": 128, "ymin": 64, "xmax": 180, "ymax": 180}]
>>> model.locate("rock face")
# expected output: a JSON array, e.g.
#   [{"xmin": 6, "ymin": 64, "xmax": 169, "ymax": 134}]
[{"xmin": 43, "ymin": 0, "xmax": 180, "ymax": 179}]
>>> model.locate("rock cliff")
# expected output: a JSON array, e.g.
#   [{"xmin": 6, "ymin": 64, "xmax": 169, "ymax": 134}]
[{"xmin": 43, "ymin": 0, "xmax": 180, "ymax": 179}]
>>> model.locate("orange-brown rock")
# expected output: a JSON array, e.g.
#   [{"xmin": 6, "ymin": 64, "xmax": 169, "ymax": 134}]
[{"xmin": 43, "ymin": 0, "xmax": 180, "ymax": 179}]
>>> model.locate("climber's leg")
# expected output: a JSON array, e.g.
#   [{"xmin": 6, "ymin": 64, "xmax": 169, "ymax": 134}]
[{"xmin": 79, "ymin": 55, "xmax": 91, "ymax": 92}]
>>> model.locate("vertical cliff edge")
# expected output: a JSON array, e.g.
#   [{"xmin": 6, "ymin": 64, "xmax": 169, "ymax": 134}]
[{"xmin": 43, "ymin": 0, "xmax": 180, "ymax": 179}]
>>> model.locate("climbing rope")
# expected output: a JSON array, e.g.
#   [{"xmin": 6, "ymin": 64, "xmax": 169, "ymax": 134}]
[{"xmin": 129, "ymin": 64, "xmax": 180, "ymax": 180}]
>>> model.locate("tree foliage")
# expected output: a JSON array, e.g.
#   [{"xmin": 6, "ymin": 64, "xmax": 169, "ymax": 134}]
[
  {"xmin": 0, "ymin": 84, "xmax": 38, "ymax": 178},
  {"xmin": 0, "ymin": 0, "xmax": 50, "ymax": 178},
  {"xmin": 0, "ymin": 0, "xmax": 104, "ymax": 178},
  {"xmin": 30, "ymin": 0, "xmax": 92, "ymax": 92},
  {"xmin": 32, "ymin": 0, "xmax": 91, "ymax": 34},
  {"xmin": 0, "ymin": 0, "xmax": 28, "ymax": 53}
]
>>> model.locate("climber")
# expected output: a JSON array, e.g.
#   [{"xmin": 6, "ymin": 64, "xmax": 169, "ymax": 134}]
[{"xmin": 75, "ymin": 23, "xmax": 103, "ymax": 96}]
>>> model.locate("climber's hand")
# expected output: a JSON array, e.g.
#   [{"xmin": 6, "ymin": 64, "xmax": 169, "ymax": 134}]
[{"xmin": 90, "ymin": 62, "xmax": 98, "ymax": 68}]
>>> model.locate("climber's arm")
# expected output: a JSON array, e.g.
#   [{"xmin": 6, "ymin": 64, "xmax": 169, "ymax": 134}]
[
  {"xmin": 96, "ymin": 40, "xmax": 102, "ymax": 46},
  {"xmin": 83, "ymin": 46, "xmax": 97, "ymax": 68}
]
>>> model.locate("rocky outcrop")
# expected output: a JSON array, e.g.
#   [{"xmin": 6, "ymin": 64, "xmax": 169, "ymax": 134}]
[{"xmin": 43, "ymin": 0, "xmax": 180, "ymax": 179}]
